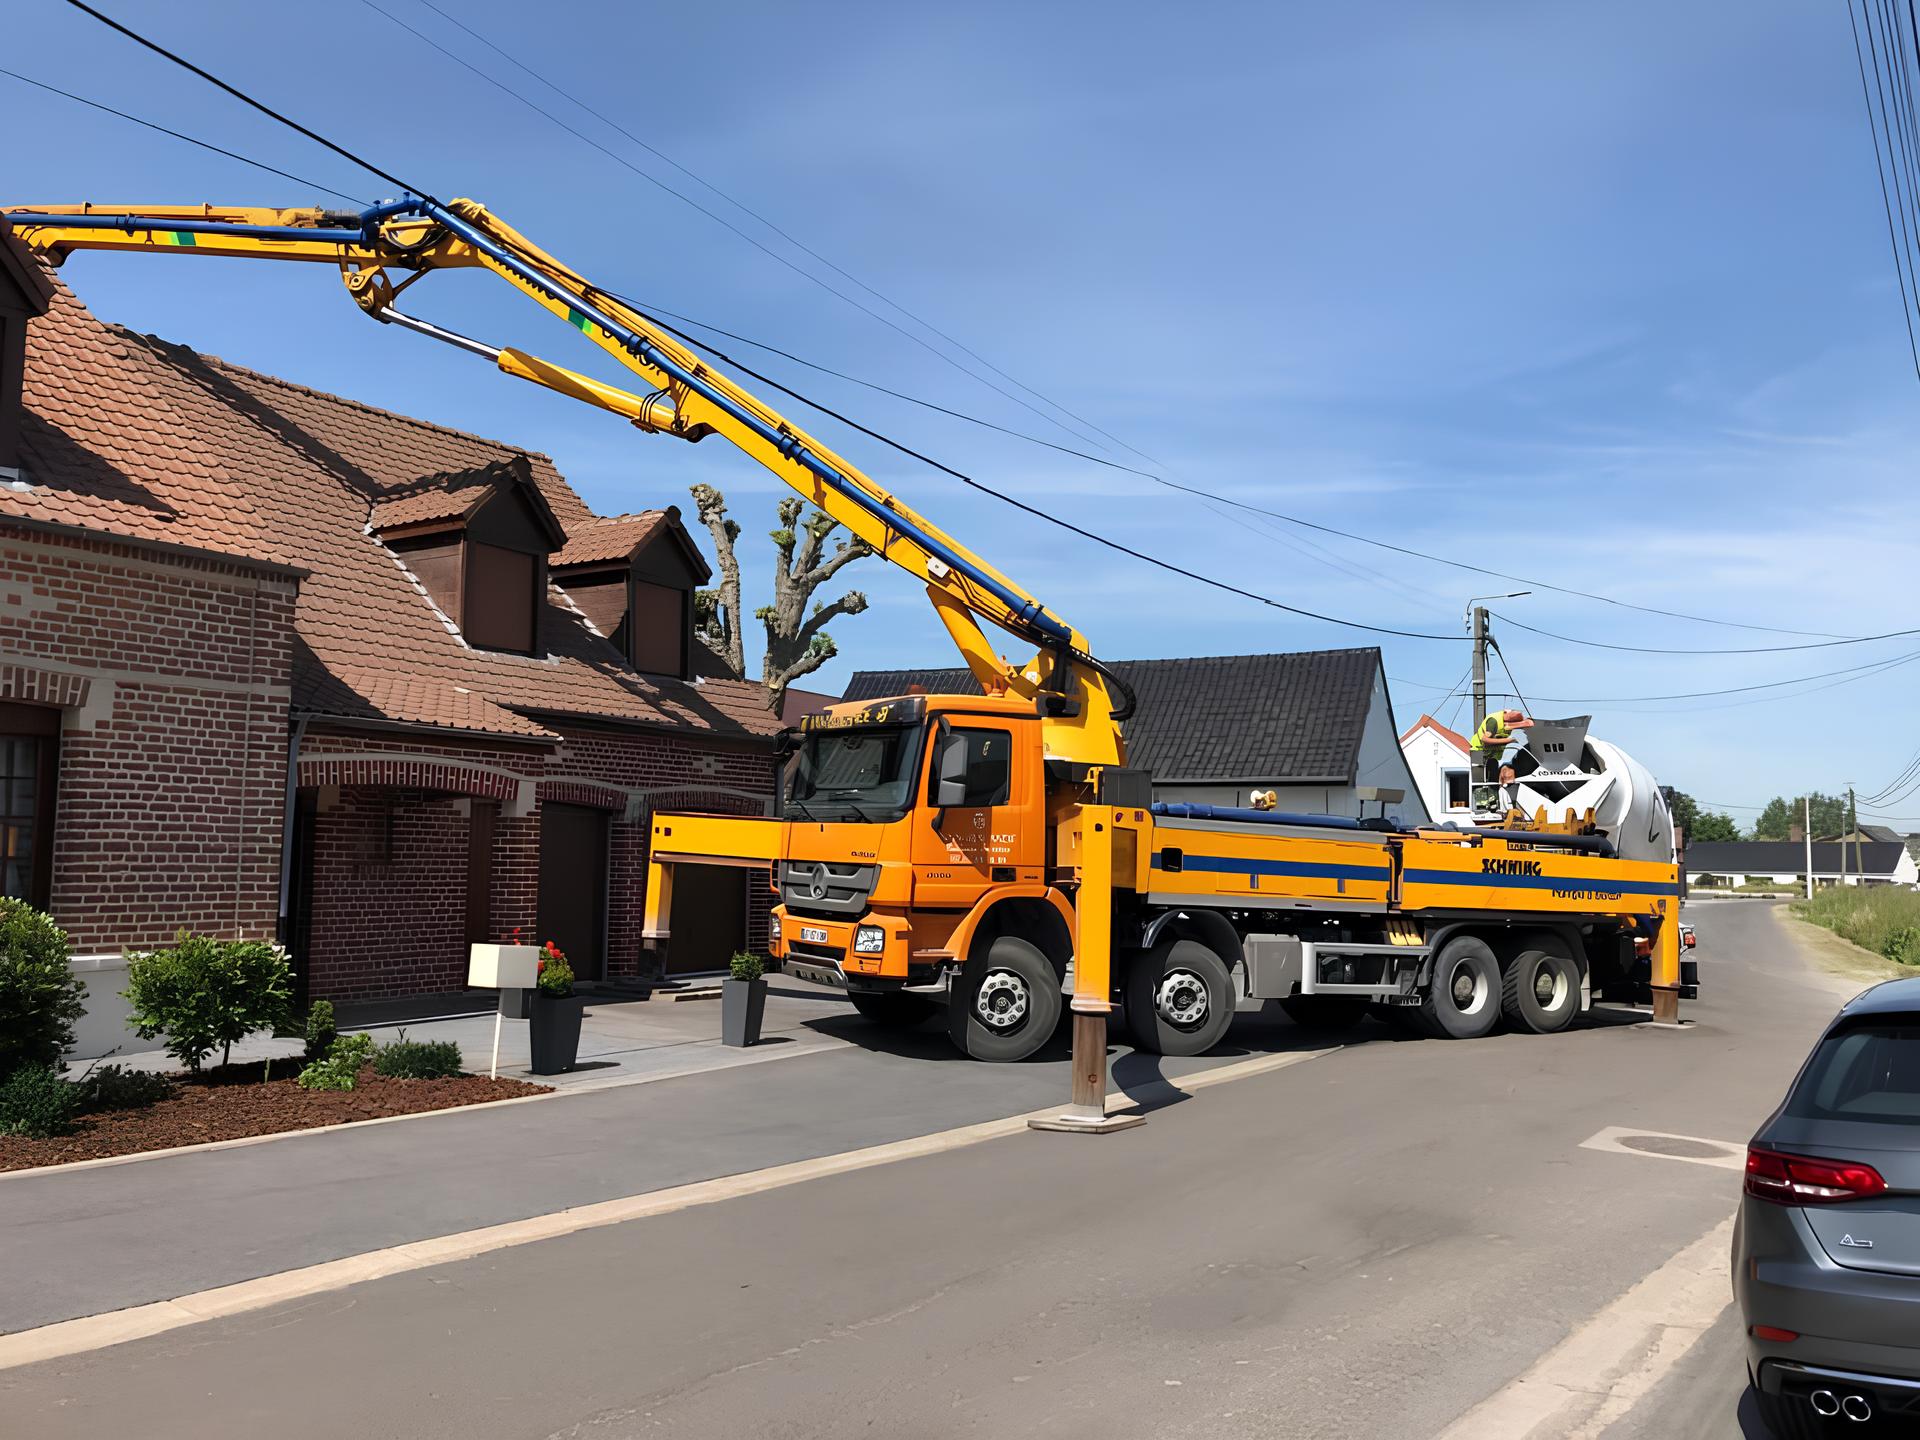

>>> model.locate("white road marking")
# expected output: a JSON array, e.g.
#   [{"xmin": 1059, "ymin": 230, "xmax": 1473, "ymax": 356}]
[
  {"xmin": 1432, "ymin": 1215, "xmax": 1736, "ymax": 1440},
  {"xmin": 0, "ymin": 1045, "xmax": 1333, "ymax": 1370},
  {"xmin": 1578, "ymin": 1126, "xmax": 1745, "ymax": 1172}
]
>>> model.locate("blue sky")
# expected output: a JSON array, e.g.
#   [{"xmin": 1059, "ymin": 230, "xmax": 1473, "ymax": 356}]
[{"xmin": 8, "ymin": 1, "xmax": 1919, "ymax": 827}]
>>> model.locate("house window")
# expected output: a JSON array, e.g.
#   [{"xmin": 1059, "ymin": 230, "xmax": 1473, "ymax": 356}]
[
  {"xmin": 1443, "ymin": 768, "xmax": 1470, "ymax": 810},
  {"xmin": 0, "ymin": 703, "xmax": 59, "ymax": 908},
  {"xmin": 630, "ymin": 578, "xmax": 688, "ymax": 677},
  {"xmin": 464, "ymin": 542, "xmax": 539, "ymax": 654}
]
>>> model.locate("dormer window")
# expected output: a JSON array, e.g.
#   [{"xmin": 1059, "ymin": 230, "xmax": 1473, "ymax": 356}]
[
  {"xmin": 370, "ymin": 456, "xmax": 568, "ymax": 657},
  {"xmin": 551, "ymin": 507, "xmax": 709, "ymax": 680}
]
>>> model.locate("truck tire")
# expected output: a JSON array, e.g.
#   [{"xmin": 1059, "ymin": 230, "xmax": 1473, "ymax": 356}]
[
  {"xmin": 1414, "ymin": 935, "xmax": 1500, "ymax": 1039},
  {"xmin": 1124, "ymin": 939, "xmax": 1234, "ymax": 1056},
  {"xmin": 1500, "ymin": 947, "xmax": 1580, "ymax": 1034},
  {"xmin": 849, "ymin": 992, "xmax": 935, "ymax": 1028},
  {"xmin": 946, "ymin": 935, "xmax": 1062, "ymax": 1062},
  {"xmin": 1279, "ymin": 995, "xmax": 1370, "ymax": 1032}
]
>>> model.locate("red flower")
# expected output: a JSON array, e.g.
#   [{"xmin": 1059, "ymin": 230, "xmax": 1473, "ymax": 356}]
[{"xmin": 537, "ymin": 959, "xmax": 546, "ymax": 972}]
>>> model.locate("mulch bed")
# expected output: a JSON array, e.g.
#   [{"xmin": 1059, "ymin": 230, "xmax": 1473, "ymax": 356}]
[{"xmin": 0, "ymin": 1061, "xmax": 549, "ymax": 1173}]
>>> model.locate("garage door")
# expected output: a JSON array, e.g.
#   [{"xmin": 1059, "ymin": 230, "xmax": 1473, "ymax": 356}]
[
  {"xmin": 538, "ymin": 802, "xmax": 608, "ymax": 981},
  {"xmin": 665, "ymin": 863, "xmax": 747, "ymax": 976}
]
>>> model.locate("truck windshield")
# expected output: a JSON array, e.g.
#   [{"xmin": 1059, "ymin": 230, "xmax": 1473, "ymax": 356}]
[{"xmin": 785, "ymin": 724, "xmax": 926, "ymax": 823}]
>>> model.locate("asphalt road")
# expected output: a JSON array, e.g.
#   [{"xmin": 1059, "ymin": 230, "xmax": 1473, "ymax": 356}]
[{"xmin": 2, "ymin": 901, "xmax": 1865, "ymax": 1439}]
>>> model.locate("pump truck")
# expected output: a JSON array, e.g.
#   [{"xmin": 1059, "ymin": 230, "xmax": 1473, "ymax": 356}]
[{"xmin": 6, "ymin": 197, "xmax": 1690, "ymax": 1127}]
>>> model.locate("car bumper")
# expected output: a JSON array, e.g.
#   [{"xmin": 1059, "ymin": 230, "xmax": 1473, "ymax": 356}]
[{"xmin": 1736, "ymin": 1201, "xmax": 1920, "ymax": 1388}]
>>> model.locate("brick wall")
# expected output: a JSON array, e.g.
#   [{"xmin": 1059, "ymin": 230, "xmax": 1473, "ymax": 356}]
[
  {"xmin": 304, "ymin": 787, "xmax": 472, "ymax": 1001},
  {"xmin": 291, "ymin": 722, "xmax": 777, "ymax": 998},
  {"xmin": 0, "ymin": 527, "xmax": 294, "ymax": 951}
]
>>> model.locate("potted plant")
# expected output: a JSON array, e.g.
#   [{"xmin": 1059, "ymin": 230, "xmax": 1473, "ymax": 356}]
[
  {"xmin": 722, "ymin": 951, "xmax": 767, "ymax": 1047},
  {"xmin": 528, "ymin": 940, "xmax": 585, "ymax": 1074}
]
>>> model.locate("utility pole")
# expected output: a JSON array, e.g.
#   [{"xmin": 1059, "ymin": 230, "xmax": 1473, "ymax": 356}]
[
  {"xmin": 1839, "ymin": 789, "xmax": 1849, "ymax": 887},
  {"xmin": 1851, "ymin": 785, "xmax": 1864, "ymax": 880},
  {"xmin": 1470, "ymin": 605, "xmax": 1489, "ymax": 734},
  {"xmin": 1804, "ymin": 795, "xmax": 1813, "ymax": 900}
]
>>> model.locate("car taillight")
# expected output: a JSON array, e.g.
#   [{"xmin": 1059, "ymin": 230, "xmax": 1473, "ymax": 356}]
[{"xmin": 1745, "ymin": 1147, "xmax": 1889, "ymax": 1204}]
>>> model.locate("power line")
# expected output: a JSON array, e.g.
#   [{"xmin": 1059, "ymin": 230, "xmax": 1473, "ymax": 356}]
[
  {"xmin": 60, "ymin": 0, "xmax": 433, "ymax": 201},
  {"xmin": 636, "ymin": 299, "xmax": 1850, "ymax": 639},
  {"xmin": 1849, "ymin": 0, "xmax": 1920, "ymax": 381},
  {"xmin": 0, "ymin": 67, "xmax": 365, "ymax": 204},
  {"xmin": 355, "ymin": 0, "xmax": 1125, "ymax": 461},
  {"xmin": 617, "ymin": 295, "xmax": 1467, "ymax": 641},
  {"xmin": 1393, "ymin": 644, "xmax": 1920, "ymax": 705},
  {"xmin": 1493, "ymin": 610, "xmax": 1920, "ymax": 655},
  {"xmin": 399, "ymin": 0, "xmax": 1153, "ymax": 468},
  {"xmin": 54, "ymin": 2, "xmax": 1465, "ymax": 646}
]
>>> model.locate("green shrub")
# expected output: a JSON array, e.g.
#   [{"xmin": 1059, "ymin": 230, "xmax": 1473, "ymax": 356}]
[
  {"xmin": 123, "ymin": 933, "xmax": 294, "ymax": 1071},
  {"xmin": 296, "ymin": 1032, "xmax": 372, "ymax": 1091},
  {"xmin": 304, "ymin": 999, "xmax": 338, "ymax": 1063},
  {"xmin": 0, "ymin": 1063, "xmax": 79, "ymax": 1139},
  {"xmin": 372, "ymin": 1034, "xmax": 463, "ymax": 1080},
  {"xmin": 536, "ymin": 941, "xmax": 575, "ymax": 997},
  {"xmin": 72, "ymin": 1062, "xmax": 173, "ymax": 1114},
  {"xmin": 0, "ymin": 898, "xmax": 85, "ymax": 1081},
  {"xmin": 1890, "ymin": 927, "xmax": 1920, "ymax": 968},
  {"xmin": 729, "ymin": 951, "xmax": 764, "ymax": 982}
]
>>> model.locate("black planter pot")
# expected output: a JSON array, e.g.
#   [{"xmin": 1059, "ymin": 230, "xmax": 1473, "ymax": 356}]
[
  {"xmin": 722, "ymin": 977, "xmax": 767, "ymax": 1047},
  {"xmin": 529, "ymin": 993, "xmax": 586, "ymax": 1073}
]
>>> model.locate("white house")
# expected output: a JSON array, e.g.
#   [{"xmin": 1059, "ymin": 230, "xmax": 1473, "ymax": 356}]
[
  {"xmin": 1399, "ymin": 713, "xmax": 1475, "ymax": 822},
  {"xmin": 1687, "ymin": 841, "xmax": 1920, "ymax": 889}
]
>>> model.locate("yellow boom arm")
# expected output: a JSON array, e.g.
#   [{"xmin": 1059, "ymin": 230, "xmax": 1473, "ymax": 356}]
[{"xmin": 5, "ymin": 198, "xmax": 1129, "ymax": 763}]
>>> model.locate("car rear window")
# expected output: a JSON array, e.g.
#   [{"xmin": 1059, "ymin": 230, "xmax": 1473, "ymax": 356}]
[{"xmin": 1786, "ymin": 1023, "xmax": 1920, "ymax": 1126}]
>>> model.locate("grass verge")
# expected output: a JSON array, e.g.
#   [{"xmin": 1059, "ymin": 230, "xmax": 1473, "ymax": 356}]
[{"xmin": 1773, "ymin": 906, "xmax": 1910, "ymax": 988}]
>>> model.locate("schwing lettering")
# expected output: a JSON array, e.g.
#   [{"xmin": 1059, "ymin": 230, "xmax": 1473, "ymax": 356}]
[{"xmin": 1480, "ymin": 858, "xmax": 1544, "ymax": 877}]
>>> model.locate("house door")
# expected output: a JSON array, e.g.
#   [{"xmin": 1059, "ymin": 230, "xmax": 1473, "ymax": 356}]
[
  {"xmin": 665, "ymin": 863, "xmax": 747, "ymax": 976},
  {"xmin": 538, "ymin": 803, "xmax": 608, "ymax": 981}
]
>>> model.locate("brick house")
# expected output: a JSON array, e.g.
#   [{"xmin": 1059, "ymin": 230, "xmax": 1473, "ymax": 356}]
[{"xmin": 0, "ymin": 226, "xmax": 782, "ymax": 1050}]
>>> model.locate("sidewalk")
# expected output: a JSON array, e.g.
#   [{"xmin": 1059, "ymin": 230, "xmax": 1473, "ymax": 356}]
[
  {"xmin": 7, "ymin": 1000, "xmax": 1331, "ymax": 1336},
  {"xmin": 98, "ymin": 978, "xmax": 855, "ymax": 1092}
]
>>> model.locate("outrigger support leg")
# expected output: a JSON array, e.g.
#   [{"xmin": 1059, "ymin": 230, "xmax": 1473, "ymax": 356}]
[{"xmin": 1030, "ymin": 805, "xmax": 1144, "ymax": 1135}]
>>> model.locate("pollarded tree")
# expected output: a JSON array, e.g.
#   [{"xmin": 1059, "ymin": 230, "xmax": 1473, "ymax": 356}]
[{"xmin": 689, "ymin": 484, "xmax": 873, "ymax": 712}]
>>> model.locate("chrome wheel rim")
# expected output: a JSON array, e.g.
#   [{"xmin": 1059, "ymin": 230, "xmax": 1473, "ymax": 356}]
[
  {"xmin": 975, "ymin": 970, "xmax": 1030, "ymax": 1031},
  {"xmin": 1155, "ymin": 968, "xmax": 1210, "ymax": 1029},
  {"xmin": 1446, "ymin": 959, "xmax": 1490, "ymax": 1016}
]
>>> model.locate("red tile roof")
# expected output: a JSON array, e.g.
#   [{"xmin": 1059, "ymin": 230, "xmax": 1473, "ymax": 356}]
[
  {"xmin": 8, "ymin": 249, "xmax": 780, "ymax": 743},
  {"xmin": 1401, "ymin": 713, "xmax": 1470, "ymax": 754},
  {"xmin": 551, "ymin": 511, "xmax": 666, "ymax": 567}
]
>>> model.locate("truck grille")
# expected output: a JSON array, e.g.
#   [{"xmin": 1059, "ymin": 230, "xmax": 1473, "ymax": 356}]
[{"xmin": 780, "ymin": 860, "xmax": 877, "ymax": 916}]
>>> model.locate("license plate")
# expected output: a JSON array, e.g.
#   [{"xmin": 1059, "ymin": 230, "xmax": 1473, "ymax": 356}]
[{"xmin": 800, "ymin": 926, "xmax": 829, "ymax": 944}]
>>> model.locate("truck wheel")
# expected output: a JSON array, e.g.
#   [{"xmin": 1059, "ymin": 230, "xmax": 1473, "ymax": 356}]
[
  {"xmin": 1279, "ymin": 995, "xmax": 1370, "ymax": 1032},
  {"xmin": 946, "ymin": 935, "xmax": 1062, "ymax": 1062},
  {"xmin": 1500, "ymin": 948, "xmax": 1580, "ymax": 1034},
  {"xmin": 1414, "ymin": 935, "xmax": 1500, "ymax": 1039},
  {"xmin": 1124, "ymin": 939, "xmax": 1234, "ymax": 1056},
  {"xmin": 849, "ymin": 992, "xmax": 935, "ymax": 1028}
]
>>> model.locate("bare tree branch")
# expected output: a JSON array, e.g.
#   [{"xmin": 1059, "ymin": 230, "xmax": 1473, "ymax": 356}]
[{"xmin": 688, "ymin": 484, "xmax": 743, "ymax": 678}]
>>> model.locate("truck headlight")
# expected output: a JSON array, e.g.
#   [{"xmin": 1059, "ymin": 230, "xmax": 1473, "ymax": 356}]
[
  {"xmin": 769, "ymin": 914, "xmax": 781, "ymax": 940},
  {"xmin": 853, "ymin": 925, "xmax": 886, "ymax": 954}
]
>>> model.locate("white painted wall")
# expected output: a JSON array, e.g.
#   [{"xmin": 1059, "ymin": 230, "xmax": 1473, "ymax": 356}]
[{"xmin": 1401, "ymin": 723, "xmax": 1471, "ymax": 824}]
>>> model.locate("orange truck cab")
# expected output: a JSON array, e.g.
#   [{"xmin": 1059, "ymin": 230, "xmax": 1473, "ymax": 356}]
[{"xmin": 763, "ymin": 693, "xmax": 1085, "ymax": 1060}]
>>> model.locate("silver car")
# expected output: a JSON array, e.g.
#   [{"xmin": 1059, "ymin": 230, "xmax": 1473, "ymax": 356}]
[{"xmin": 1736, "ymin": 976, "xmax": 1920, "ymax": 1436}]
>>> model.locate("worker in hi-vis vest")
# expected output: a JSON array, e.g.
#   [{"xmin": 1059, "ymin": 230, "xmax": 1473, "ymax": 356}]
[{"xmin": 1470, "ymin": 709, "xmax": 1532, "ymax": 811}]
